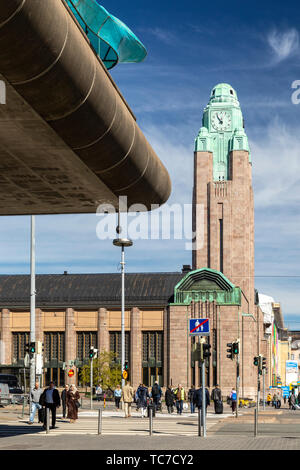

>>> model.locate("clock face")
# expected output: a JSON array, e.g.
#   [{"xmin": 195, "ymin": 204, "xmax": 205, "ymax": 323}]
[{"xmin": 211, "ymin": 111, "xmax": 231, "ymax": 131}]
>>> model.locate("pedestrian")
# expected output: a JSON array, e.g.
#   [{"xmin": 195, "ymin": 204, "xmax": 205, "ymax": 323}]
[
  {"xmin": 277, "ymin": 392, "xmax": 281, "ymax": 409},
  {"xmin": 266, "ymin": 393, "xmax": 272, "ymax": 406},
  {"xmin": 188, "ymin": 385, "xmax": 196, "ymax": 413},
  {"xmin": 174, "ymin": 384, "xmax": 186, "ymax": 415},
  {"xmin": 151, "ymin": 381, "xmax": 162, "ymax": 411},
  {"xmin": 67, "ymin": 384, "xmax": 81, "ymax": 423},
  {"xmin": 39, "ymin": 381, "xmax": 61, "ymax": 429},
  {"xmin": 211, "ymin": 384, "xmax": 222, "ymax": 414},
  {"xmin": 28, "ymin": 381, "xmax": 43, "ymax": 425},
  {"xmin": 165, "ymin": 386, "xmax": 175, "ymax": 414},
  {"xmin": 230, "ymin": 388, "xmax": 237, "ymax": 414},
  {"xmin": 289, "ymin": 390, "xmax": 296, "ymax": 410},
  {"xmin": 121, "ymin": 381, "xmax": 134, "ymax": 418},
  {"xmin": 61, "ymin": 384, "xmax": 69, "ymax": 419},
  {"xmin": 114, "ymin": 384, "xmax": 122, "ymax": 410},
  {"xmin": 137, "ymin": 383, "xmax": 149, "ymax": 418},
  {"xmin": 95, "ymin": 383, "xmax": 102, "ymax": 402},
  {"xmin": 193, "ymin": 385, "xmax": 210, "ymax": 417}
]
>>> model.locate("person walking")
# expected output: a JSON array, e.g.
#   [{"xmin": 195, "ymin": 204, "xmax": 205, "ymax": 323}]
[
  {"xmin": 137, "ymin": 383, "xmax": 149, "ymax": 418},
  {"xmin": 151, "ymin": 381, "xmax": 162, "ymax": 411},
  {"xmin": 95, "ymin": 383, "xmax": 102, "ymax": 402},
  {"xmin": 39, "ymin": 381, "xmax": 61, "ymax": 429},
  {"xmin": 28, "ymin": 381, "xmax": 43, "ymax": 425},
  {"xmin": 188, "ymin": 385, "xmax": 196, "ymax": 414},
  {"xmin": 61, "ymin": 384, "xmax": 69, "ymax": 419},
  {"xmin": 174, "ymin": 384, "xmax": 186, "ymax": 415},
  {"xmin": 121, "ymin": 381, "xmax": 134, "ymax": 418},
  {"xmin": 193, "ymin": 385, "xmax": 210, "ymax": 418},
  {"xmin": 267, "ymin": 392, "xmax": 272, "ymax": 406},
  {"xmin": 165, "ymin": 386, "xmax": 175, "ymax": 414},
  {"xmin": 114, "ymin": 384, "xmax": 122, "ymax": 410},
  {"xmin": 211, "ymin": 384, "xmax": 223, "ymax": 414},
  {"xmin": 67, "ymin": 385, "xmax": 80, "ymax": 423},
  {"xmin": 289, "ymin": 390, "xmax": 296, "ymax": 410},
  {"xmin": 230, "ymin": 387, "xmax": 237, "ymax": 414}
]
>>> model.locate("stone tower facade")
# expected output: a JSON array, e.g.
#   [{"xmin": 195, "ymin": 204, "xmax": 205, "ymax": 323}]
[{"xmin": 192, "ymin": 83, "xmax": 255, "ymax": 311}]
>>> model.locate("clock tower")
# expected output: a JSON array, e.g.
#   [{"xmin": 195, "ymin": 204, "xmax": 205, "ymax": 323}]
[{"xmin": 192, "ymin": 83, "xmax": 254, "ymax": 309}]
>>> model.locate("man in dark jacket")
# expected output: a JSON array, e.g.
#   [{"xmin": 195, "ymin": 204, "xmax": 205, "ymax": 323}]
[
  {"xmin": 39, "ymin": 381, "xmax": 61, "ymax": 429},
  {"xmin": 188, "ymin": 385, "xmax": 196, "ymax": 413},
  {"xmin": 193, "ymin": 386, "xmax": 210, "ymax": 416},
  {"xmin": 61, "ymin": 384, "xmax": 69, "ymax": 419},
  {"xmin": 151, "ymin": 381, "xmax": 162, "ymax": 411},
  {"xmin": 211, "ymin": 384, "xmax": 222, "ymax": 413}
]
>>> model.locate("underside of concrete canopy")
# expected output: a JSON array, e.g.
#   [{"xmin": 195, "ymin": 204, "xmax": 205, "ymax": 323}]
[{"xmin": 0, "ymin": 0, "xmax": 171, "ymax": 215}]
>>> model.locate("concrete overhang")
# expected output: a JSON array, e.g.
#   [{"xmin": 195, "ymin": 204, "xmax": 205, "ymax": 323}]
[{"xmin": 0, "ymin": 0, "xmax": 171, "ymax": 215}]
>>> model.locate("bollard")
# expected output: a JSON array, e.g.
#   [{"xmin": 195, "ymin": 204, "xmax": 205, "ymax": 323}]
[
  {"xmin": 21, "ymin": 395, "xmax": 26, "ymax": 418},
  {"xmin": 98, "ymin": 408, "xmax": 102, "ymax": 435},
  {"xmin": 198, "ymin": 407, "xmax": 202, "ymax": 436},
  {"xmin": 254, "ymin": 408, "xmax": 258, "ymax": 437},
  {"xmin": 46, "ymin": 407, "xmax": 50, "ymax": 434},
  {"xmin": 149, "ymin": 407, "xmax": 153, "ymax": 436}
]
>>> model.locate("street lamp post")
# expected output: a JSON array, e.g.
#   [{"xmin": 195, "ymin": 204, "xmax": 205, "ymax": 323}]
[
  {"xmin": 113, "ymin": 216, "xmax": 132, "ymax": 388},
  {"xmin": 30, "ymin": 215, "xmax": 36, "ymax": 409}
]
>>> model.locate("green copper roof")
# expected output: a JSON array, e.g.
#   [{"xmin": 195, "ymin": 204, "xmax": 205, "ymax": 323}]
[
  {"xmin": 195, "ymin": 83, "xmax": 251, "ymax": 180},
  {"xmin": 172, "ymin": 268, "xmax": 241, "ymax": 306},
  {"xmin": 66, "ymin": 0, "xmax": 147, "ymax": 70}
]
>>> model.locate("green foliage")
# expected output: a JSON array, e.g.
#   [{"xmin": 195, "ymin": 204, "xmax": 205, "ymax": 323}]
[{"xmin": 79, "ymin": 350, "xmax": 121, "ymax": 391}]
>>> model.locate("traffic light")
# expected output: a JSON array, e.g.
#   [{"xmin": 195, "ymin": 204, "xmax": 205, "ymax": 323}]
[
  {"xmin": 253, "ymin": 356, "xmax": 259, "ymax": 366},
  {"xmin": 203, "ymin": 343, "xmax": 211, "ymax": 359},
  {"xmin": 89, "ymin": 347, "xmax": 95, "ymax": 359},
  {"xmin": 232, "ymin": 341, "xmax": 239, "ymax": 355},
  {"xmin": 124, "ymin": 361, "xmax": 129, "ymax": 371},
  {"xmin": 226, "ymin": 343, "xmax": 233, "ymax": 360},
  {"xmin": 262, "ymin": 356, "xmax": 267, "ymax": 370},
  {"xmin": 26, "ymin": 342, "xmax": 35, "ymax": 357}
]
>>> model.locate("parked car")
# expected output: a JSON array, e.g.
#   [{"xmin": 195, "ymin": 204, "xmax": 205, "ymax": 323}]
[
  {"xmin": 0, "ymin": 374, "xmax": 25, "ymax": 404},
  {"xmin": 0, "ymin": 383, "xmax": 10, "ymax": 406}
]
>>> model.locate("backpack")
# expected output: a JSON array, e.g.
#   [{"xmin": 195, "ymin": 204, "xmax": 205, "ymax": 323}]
[
  {"xmin": 152, "ymin": 384, "xmax": 159, "ymax": 396},
  {"xmin": 231, "ymin": 392, "xmax": 237, "ymax": 401}
]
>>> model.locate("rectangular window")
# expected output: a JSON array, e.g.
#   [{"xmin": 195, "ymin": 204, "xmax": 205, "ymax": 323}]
[
  {"xmin": 142, "ymin": 332, "xmax": 163, "ymax": 386},
  {"xmin": 44, "ymin": 332, "xmax": 65, "ymax": 362},
  {"xmin": 76, "ymin": 332, "xmax": 97, "ymax": 361},
  {"xmin": 109, "ymin": 332, "xmax": 130, "ymax": 363},
  {"xmin": 12, "ymin": 332, "xmax": 30, "ymax": 363},
  {"xmin": 43, "ymin": 332, "xmax": 65, "ymax": 387}
]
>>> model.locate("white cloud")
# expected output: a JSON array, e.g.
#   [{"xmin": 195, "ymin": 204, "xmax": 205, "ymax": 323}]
[
  {"xmin": 267, "ymin": 28, "xmax": 299, "ymax": 62},
  {"xmin": 251, "ymin": 119, "xmax": 300, "ymax": 208}
]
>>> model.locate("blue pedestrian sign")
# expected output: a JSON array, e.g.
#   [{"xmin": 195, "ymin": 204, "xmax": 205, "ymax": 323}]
[{"xmin": 189, "ymin": 318, "xmax": 210, "ymax": 336}]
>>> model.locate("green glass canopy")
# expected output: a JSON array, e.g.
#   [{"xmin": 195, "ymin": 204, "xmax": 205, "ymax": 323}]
[{"xmin": 66, "ymin": 0, "xmax": 147, "ymax": 69}]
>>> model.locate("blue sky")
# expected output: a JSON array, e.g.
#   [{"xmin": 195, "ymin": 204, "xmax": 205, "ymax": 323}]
[{"xmin": 1, "ymin": 0, "xmax": 300, "ymax": 327}]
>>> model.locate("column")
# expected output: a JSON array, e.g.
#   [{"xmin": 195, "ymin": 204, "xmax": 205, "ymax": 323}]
[
  {"xmin": 130, "ymin": 307, "xmax": 141, "ymax": 388},
  {"xmin": 1, "ymin": 309, "xmax": 11, "ymax": 364},
  {"xmin": 65, "ymin": 308, "xmax": 76, "ymax": 383},
  {"xmin": 98, "ymin": 308, "xmax": 109, "ymax": 353}
]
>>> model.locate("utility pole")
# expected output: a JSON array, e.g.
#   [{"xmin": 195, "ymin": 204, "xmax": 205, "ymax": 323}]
[
  {"xmin": 113, "ymin": 212, "xmax": 133, "ymax": 388},
  {"xmin": 199, "ymin": 338, "xmax": 206, "ymax": 437},
  {"xmin": 234, "ymin": 339, "xmax": 240, "ymax": 419},
  {"xmin": 29, "ymin": 215, "xmax": 36, "ymax": 410}
]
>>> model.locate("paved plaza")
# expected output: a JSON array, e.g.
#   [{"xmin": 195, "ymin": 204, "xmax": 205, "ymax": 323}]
[{"xmin": 1, "ymin": 403, "xmax": 300, "ymax": 450}]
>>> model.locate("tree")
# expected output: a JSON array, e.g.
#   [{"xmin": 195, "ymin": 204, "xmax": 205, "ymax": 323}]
[{"xmin": 79, "ymin": 350, "xmax": 121, "ymax": 393}]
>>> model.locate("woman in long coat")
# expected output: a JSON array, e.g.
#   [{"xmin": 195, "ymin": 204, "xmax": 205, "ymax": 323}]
[
  {"xmin": 67, "ymin": 385, "xmax": 80, "ymax": 423},
  {"xmin": 165, "ymin": 386, "xmax": 175, "ymax": 414}
]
